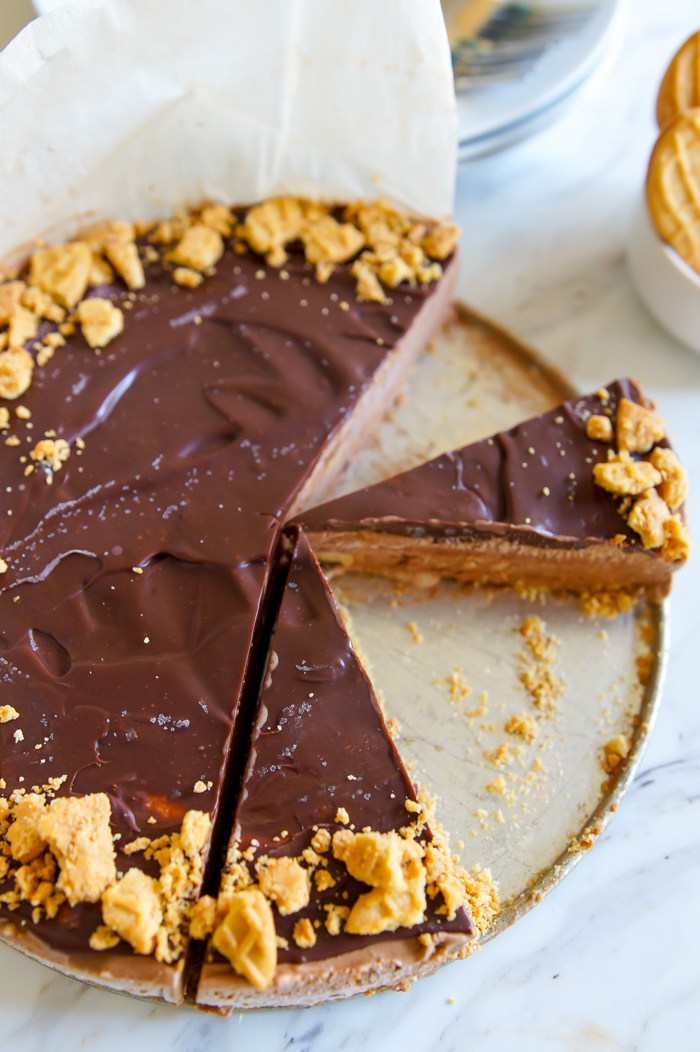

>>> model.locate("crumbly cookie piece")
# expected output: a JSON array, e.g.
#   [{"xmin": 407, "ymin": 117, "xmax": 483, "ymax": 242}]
[
  {"xmin": 38, "ymin": 793, "xmax": 116, "ymax": 905},
  {"xmin": 649, "ymin": 446, "xmax": 689, "ymax": 511},
  {"xmin": 593, "ymin": 450, "xmax": 662, "ymax": 496},
  {"xmin": 77, "ymin": 297, "xmax": 124, "ymax": 349},
  {"xmin": 255, "ymin": 856, "xmax": 310, "ymax": 916},
  {"xmin": 616, "ymin": 398, "xmax": 666, "ymax": 454},
  {"xmin": 102, "ymin": 868, "xmax": 163, "ymax": 955},
  {"xmin": 602, "ymin": 734, "xmax": 630, "ymax": 775},
  {"xmin": 240, "ymin": 196, "xmax": 458, "ymax": 300},
  {"xmin": 29, "ymin": 242, "xmax": 92, "ymax": 309},
  {"xmin": 661, "ymin": 515, "xmax": 692, "ymax": 561},
  {"xmin": 657, "ymin": 31, "xmax": 700, "ymax": 128},
  {"xmin": 333, "ymin": 829, "xmax": 427, "ymax": 934},
  {"xmin": 30, "ymin": 438, "xmax": 71, "ymax": 473},
  {"xmin": 0, "ymin": 348, "xmax": 33, "ymax": 400},
  {"xmin": 211, "ymin": 889, "xmax": 277, "ymax": 991},
  {"xmin": 168, "ymin": 225, "xmax": 224, "ymax": 272},
  {"xmin": 627, "ymin": 489, "xmax": 669, "ymax": 549},
  {"xmin": 6, "ymin": 794, "xmax": 48, "ymax": 864},
  {"xmin": 647, "ymin": 108, "xmax": 700, "ymax": 275},
  {"xmin": 293, "ymin": 917, "xmax": 316, "ymax": 949},
  {"xmin": 585, "ymin": 414, "xmax": 613, "ymax": 442},
  {"xmin": 505, "ymin": 712, "xmax": 538, "ymax": 742}
]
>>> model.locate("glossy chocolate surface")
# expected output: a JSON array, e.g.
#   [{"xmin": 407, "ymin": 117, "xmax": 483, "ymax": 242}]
[
  {"xmin": 0, "ymin": 242, "xmax": 443, "ymax": 957},
  {"xmin": 224, "ymin": 530, "xmax": 473, "ymax": 965},
  {"xmin": 297, "ymin": 379, "xmax": 666, "ymax": 549}
]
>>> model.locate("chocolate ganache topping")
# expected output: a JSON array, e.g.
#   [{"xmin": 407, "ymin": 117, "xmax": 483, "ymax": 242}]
[
  {"xmin": 0, "ymin": 238, "xmax": 453, "ymax": 958},
  {"xmin": 296, "ymin": 379, "xmax": 668, "ymax": 548}
]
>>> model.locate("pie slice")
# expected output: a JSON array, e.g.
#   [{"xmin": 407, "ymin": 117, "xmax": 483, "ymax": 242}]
[
  {"xmin": 196, "ymin": 529, "xmax": 477, "ymax": 1010},
  {"xmin": 295, "ymin": 379, "xmax": 691, "ymax": 603},
  {"xmin": 0, "ymin": 199, "xmax": 460, "ymax": 1003}
]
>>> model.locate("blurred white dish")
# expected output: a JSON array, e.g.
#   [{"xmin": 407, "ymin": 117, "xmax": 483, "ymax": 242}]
[
  {"xmin": 32, "ymin": 0, "xmax": 63, "ymax": 12},
  {"xmin": 628, "ymin": 195, "xmax": 700, "ymax": 356},
  {"xmin": 457, "ymin": 0, "xmax": 628, "ymax": 160}
]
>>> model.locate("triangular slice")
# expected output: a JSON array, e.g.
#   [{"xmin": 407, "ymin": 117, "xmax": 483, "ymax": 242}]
[
  {"xmin": 196, "ymin": 530, "xmax": 476, "ymax": 1010},
  {"xmin": 295, "ymin": 379, "xmax": 690, "ymax": 603}
]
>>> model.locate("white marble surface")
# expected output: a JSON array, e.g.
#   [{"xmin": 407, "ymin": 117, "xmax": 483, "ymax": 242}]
[{"xmin": 3, "ymin": 1, "xmax": 700, "ymax": 1049}]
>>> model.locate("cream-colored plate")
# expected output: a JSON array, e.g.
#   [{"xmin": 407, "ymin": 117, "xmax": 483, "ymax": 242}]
[{"xmin": 325, "ymin": 305, "xmax": 665, "ymax": 938}]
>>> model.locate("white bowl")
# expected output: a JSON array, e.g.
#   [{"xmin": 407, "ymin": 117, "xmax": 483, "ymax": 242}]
[
  {"xmin": 32, "ymin": 0, "xmax": 66, "ymax": 13},
  {"xmin": 628, "ymin": 195, "xmax": 700, "ymax": 354}
]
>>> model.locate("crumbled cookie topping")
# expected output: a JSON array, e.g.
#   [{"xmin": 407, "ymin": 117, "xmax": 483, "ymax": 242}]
[
  {"xmin": 172, "ymin": 266, "xmax": 203, "ymax": 289},
  {"xmin": 332, "ymin": 829, "xmax": 426, "ymax": 935},
  {"xmin": 167, "ymin": 224, "xmax": 224, "ymax": 273},
  {"xmin": 21, "ymin": 286, "xmax": 66, "ymax": 324},
  {"xmin": 0, "ymin": 791, "xmax": 115, "ymax": 921},
  {"xmin": 518, "ymin": 616, "xmax": 564, "ymax": 715},
  {"xmin": 0, "ymin": 705, "xmax": 19, "ymax": 723},
  {"xmin": 648, "ymin": 447, "xmax": 689, "ymax": 511},
  {"xmin": 211, "ymin": 888, "xmax": 277, "ymax": 991},
  {"xmin": 81, "ymin": 221, "xmax": 145, "ymax": 291},
  {"xmin": 0, "ymin": 196, "xmax": 453, "ymax": 418},
  {"xmin": 581, "ymin": 589, "xmax": 637, "ymax": 619},
  {"xmin": 89, "ymin": 924, "xmax": 121, "ymax": 951},
  {"xmin": 661, "ymin": 516, "xmax": 691, "ymax": 561},
  {"xmin": 314, "ymin": 868, "xmax": 336, "ymax": 892},
  {"xmin": 627, "ymin": 489, "xmax": 669, "ymax": 549},
  {"xmin": 30, "ymin": 438, "xmax": 70, "ymax": 474},
  {"xmin": 200, "ymin": 204, "xmax": 234, "ymax": 237},
  {"xmin": 593, "ymin": 450, "xmax": 661, "ymax": 496},
  {"xmin": 0, "ymin": 349, "xmax": 33, "ymax": 400},
  {"xmin": 189, "ymin": 804, "xmax": 478, "ymax": 991},
  {"xmin": 324, "ymin": 902, "xmax": 350, "ymax": 935},
  {"xmin": 89, "ymin": 808, "xmax": 211, "ymax": 962},
  {"xmin": 310, "ymin": 827, "xmax": 331, "ymax": 854},
  {"xmin": 29, "ymin": 242, "xmax": 92, "ymax": 309},
  {"xmin": 255, "ymin": 856, "xmax": 310, "ymax": 916},
  {"xmin": 293, "ymin": 917, "xmax": 316, "ymax": 949},
  {"xmin": 0, "ymin": 791, "xmax": 211, "ymax": 961},
  {"xmin": 588, "ymin": 396, "xmax": 691, "ymax": 560},
  {"xmin": 616, "ymin": 398, "xmax": 665, "ymax": 453},
  {"xmin": 0, "ymin": 282, "xmax": 24, "ymax": 326},
  {"xmin": 38, "ymin": 794, "xmax": 116, "ymax": 905},
  {"xmin": 6, "ymin": 793, "xmax": 49, "ymax": 863},
  {"xmin": 504, "ymin": 712, "xmax": 538, "ymax": 742},
  {"xmin": 601, "ymin": 734, "xmax": 630, "ymax": 775},
  {"xmin": 77, "ymin": 298, "xmax": 124, "ymax": 349},
  {"xmin": 123, "ymin": 836, "xmax": 151, "ymax": 856},
  {"xmin": 585, "ymin": 414, "xmax": 613, "ymax": 442},
  {"xmin": 102, "ymin": 868, "xmax": 162, "ymax": 955},
  {"xmin": 239, "ymin": 196, "xmax": 457, "ymax": 300},
  {"xmin": 189, "ymin": 894, "xmax": 218, "ymax": 941}
]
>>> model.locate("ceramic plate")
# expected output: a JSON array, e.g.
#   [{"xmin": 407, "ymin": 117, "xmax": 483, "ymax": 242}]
[{"xmin": 456, "ymin": 0, "xmax": 628, "ymax": 160}]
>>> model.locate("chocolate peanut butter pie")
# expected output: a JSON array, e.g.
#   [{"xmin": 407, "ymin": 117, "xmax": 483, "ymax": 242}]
[
  {"xmin": 0, "ymin": 198, "xmax": 460, "ymax": 1004},
  {"xmin": 296, "ymin": 379, "xmax": 691, "ymax": 604},
  {"xmin": 0, "ymin": 198, "xmax": 689, "ymax": 1009}
]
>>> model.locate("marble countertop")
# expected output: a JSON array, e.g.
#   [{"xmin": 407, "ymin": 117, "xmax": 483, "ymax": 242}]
[{"xmin": 3, "ymin": 1, "xmax": 700, "ymax": 1049}]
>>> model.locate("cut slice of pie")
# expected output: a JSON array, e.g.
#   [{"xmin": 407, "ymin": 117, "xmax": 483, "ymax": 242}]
[
  {"xmin": 195, "ymin": 530, "xmax": 478, "ymax": 1010},
  {"xmin": 296, "ymin": 379, "xmax": 690, "ymax": 603}
]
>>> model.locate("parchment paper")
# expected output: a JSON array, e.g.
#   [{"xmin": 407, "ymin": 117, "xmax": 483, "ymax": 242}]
[{"xmin": 0, "ymin": 0, "xmax": 456, "ymax": 258}]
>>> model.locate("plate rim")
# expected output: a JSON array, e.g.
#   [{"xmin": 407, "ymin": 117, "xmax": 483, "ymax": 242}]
[{"xmin": 450, "ymin": 301, "xmax": 668, "ymax": 951}]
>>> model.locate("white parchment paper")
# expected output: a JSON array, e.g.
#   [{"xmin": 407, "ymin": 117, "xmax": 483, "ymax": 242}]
[{"xmin": 0, "ymin": 0, "xmax": 456, "ymax": 257}]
